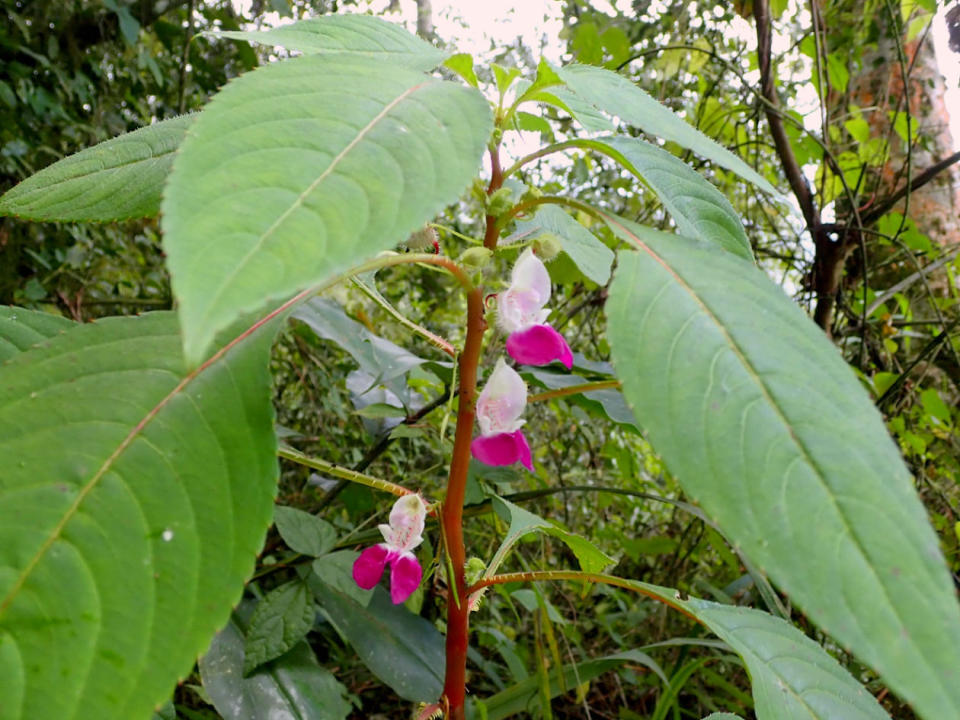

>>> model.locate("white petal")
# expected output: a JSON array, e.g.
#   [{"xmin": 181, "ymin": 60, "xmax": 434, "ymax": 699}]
[
  {"xmin": 511, "ymin": 248, "xmax": 551, "ymax": 306},
  {"xmin": 476, "ymin": 357, "xmax": 527, "ymax": 435},
  {"xmin": 387, "ymin": 494, "xmax": 426, "ymax": 552}
]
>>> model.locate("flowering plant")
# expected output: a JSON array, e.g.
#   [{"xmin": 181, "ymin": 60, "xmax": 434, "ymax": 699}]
[{"xmin": 0, "ymin": 12, "xmax": 955, "ymax": 720}]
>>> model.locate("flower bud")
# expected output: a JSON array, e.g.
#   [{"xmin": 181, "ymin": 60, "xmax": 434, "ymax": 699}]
[
  {"xmin": 486, "ymin": 187, "xmax": 515, "ymax": 217},
  {"xmin": 465, "ymin": 557, "xmax": 486, "ymax": 586},
  {"xmin": 532, "ymin": 232, "xmax": 563, "ymax": 261},
  {"xmin": 405, "ymin": 226, "xmax": 439, "ymax": 253},
  {"xmin": 458, "ymin": 246, "xmax": 493, "ymax": 269}
]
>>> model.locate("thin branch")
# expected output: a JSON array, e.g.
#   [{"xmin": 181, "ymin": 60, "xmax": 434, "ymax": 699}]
[
  {"xmin": 862, "ymin": 150, "xmax": 960, "ymax": 227},
  {"xmin": 278, "ymin": 445, "xmax": 413, "ymax": 498},
  {"xmin": 753, "ymin": 0, "xmax": 818, "ymax": 230},
  {"xmin": 528, "ymin": 380, "xmax": 621, "ymax": 404}
]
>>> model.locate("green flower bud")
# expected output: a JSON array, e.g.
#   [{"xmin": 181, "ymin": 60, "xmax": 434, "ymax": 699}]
[
  {"xmin": 464, "ymin": 557, "xmax": 486, "ymax": 586},
  {"xmin": 486, "ymin": 186, "xmax": 515, "ymax": 217},
  {"xmin": 532, "ymin": 232, "xmax": 563, "ymax": 261},
  {"xmin": 458, "ymin": 246, "xmax": 493, "ymax": 269}
]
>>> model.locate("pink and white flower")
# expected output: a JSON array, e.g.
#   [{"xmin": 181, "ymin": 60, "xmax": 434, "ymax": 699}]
[
  {"xmin": 498, "ymin": 248, "xmax": 572, "ymax": 369},
  {"xmin": 470, "ymin": 358, "xmax": 533, "ymax": 471},
  {"xmin": 352, "ymin": 493, "xmax": 426, "ymax": 604}
]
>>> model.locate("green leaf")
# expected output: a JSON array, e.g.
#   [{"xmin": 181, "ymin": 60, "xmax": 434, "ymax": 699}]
[
  {"xmin": 312, "ymin": 582, "xmax": 444, "ymax": 703},
  {"xmin": 492, "ymin": 64, "xmax": 522, "ymax": 97},
  {"xmin": 701, "ymin": 714, "xmax": 745, "ymax": 720},
  {"xmin": 211, "ymin": 14, "xmax": 446, "ymax": 72},
  {"xmin": 200, "ymin": 604, "xmax": 351, "ymax": 720},
  {"xmin": 0, "ymin": 306, "xmax": 72, "ymax": 361},
  {"xmin": 274, "ymin": 505, "xmax": 337, "ymax": 557},
  {"xmin": 0, "ymin": 115, "xmax": 193, "ymax": 222},
  {"xmin": 585, "ymin": 136, "xmax": 753, "ymax": 261},
  {"xmin": 162, "ymin": 54, "xmax": 492, "ymax": 366},
  {"xmin": 0, "ymin": 312, "xmax": 278, "ymax": 720},
  {"xmin": 243, "ymin": 580, "xmax": 316, "ymax": 675},
  {"xmin": 527, "ymin": 86, "xmax": 615, "ymax": 132},
  {"xmin": 294, "ymin": 297, "xmax": 434, "ymax": 390},
  {"xmin": 353, "ymin": 402, "xmax": 408, "ymax": 419},
  {"xmin": 604, "ymin": 220, "xmax": 960, "ymax": 719},
  {"xmin": 480, "ymin": 649, "xmax": 666, "ymax": 720},
  {"xmin": 516, "ymin": 204, "xmax": 614, "ymax": 284},
  {"xmin": 687, "ymin": 598, "xmax": 889, "ymax": 720},
  {"xmin": 552, "ymin": 63, "xmax": 777, "ymax": 195},
  {"xmin": 920, "ymin": 389, "xmax": 951, "ymax": 424},
  {"xmin": 489, "ymin": 497, "xmax": 613, "ymax": 575},
  {"xmin": 444, "ymin": 52, "xmax": 479, "ymax": 87}
]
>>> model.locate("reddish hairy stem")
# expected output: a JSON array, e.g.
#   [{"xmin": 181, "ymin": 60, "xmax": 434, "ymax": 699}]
[
  {"xmin": 482, "ymin": 145, "xmax": 504, "ymax": 250},
  {"xmin": 441, "ymin": 285, "xmax": 485, "ymax": 717},
  {"xmin": 442, "ymin": 144, "xmax": 502, "ymax": 718}
]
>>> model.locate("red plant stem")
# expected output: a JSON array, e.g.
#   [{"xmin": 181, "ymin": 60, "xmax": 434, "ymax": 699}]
[
  {"xmin": 443, "ymin": 143, "xmax": 503, "ymax": 719},
  {"xmin": 441, "ymin": 285, "xmax": 484, "ymax": 718}
]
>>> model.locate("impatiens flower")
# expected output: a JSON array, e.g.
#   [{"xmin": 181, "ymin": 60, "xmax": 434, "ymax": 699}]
[
  {"xmin": 470, "ymin": 358, "xmax": 534, "ymax": 471},
  {"xmin": 498, "ymin": 248, "xmax": 572, "ymax": 369},
  {"xmin": 352, "ymin": 493, "xmax": 426, "ymax": 604}
]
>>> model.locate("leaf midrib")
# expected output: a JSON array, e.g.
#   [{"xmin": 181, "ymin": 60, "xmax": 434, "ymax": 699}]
[{"xmin": 193, "ymin": 79, "xmax": 433, "ymax": 334}]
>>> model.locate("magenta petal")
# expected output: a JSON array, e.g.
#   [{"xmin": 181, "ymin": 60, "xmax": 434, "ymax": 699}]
[
  {"xmin": 352, "ymin": 544, "xmax": 388, "ymax": 590},
  {"xmin": 512, "ymin": 430, "xmax": 534, "ymax": 471},
  {"xmin": 471, "ymin": 431, "xmax": 534, "ymax": 472},
  {"xmin": 388, "ymin": 553, "xmax": 423, "ymax": 604},
  {"xmin": 506, "ymin": 325, "xmax": 573, "ymax": 369}
]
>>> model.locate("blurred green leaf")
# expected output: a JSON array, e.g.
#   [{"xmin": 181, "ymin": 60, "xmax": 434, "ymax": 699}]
[
  {"xmin": 0, "ymin": 115, "xmax": 193, "ymax": 221},
  {"xmin": 274, "ymin": 505, "xmax": 338, "ymax": 557}
]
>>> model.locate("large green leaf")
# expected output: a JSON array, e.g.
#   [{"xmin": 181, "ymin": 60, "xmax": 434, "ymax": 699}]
[
  {"xmin": 552, "ymin": 64, "xmax": 777, "ymax": 195},
  {"xmin": 0, "ymin": 311, "xmax": 278, "ymax": 720},
  {"xmin": 0, "ymin": 115, "xmax": 193, "ymax": 222},
  {"xmin": 162, "ymin": 54, "xmax": 491, "ymax": 366},
  {"xmin": 583, "ymin": 136, "xmax": 753, "ymax": 261},
  {"xmin": 212, "ymin": 14, "xmax": 446, "ymax": 72},
  {"xmin": 604, "ymin": 221, "xmax": 960, "ymax": 719},
  {"xmin": 200, "ymin": 602, "xmax": 350, "ymax": 720},
  {"xmin": 0, "ymin": 307, "xmax": 72, "ymax": 361}
]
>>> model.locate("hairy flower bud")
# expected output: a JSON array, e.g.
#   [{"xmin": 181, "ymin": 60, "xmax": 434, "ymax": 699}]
[
  {"xmin": 532, "ymin": 232, "xmax": 563, "ymax": 261},
  {"xmin": 458, "ymin": 246, "xmax": 493, "ymax": 269},
  {"xmin": 405, "ymin": 226, "xmax": 439, "ymax": 253}
]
